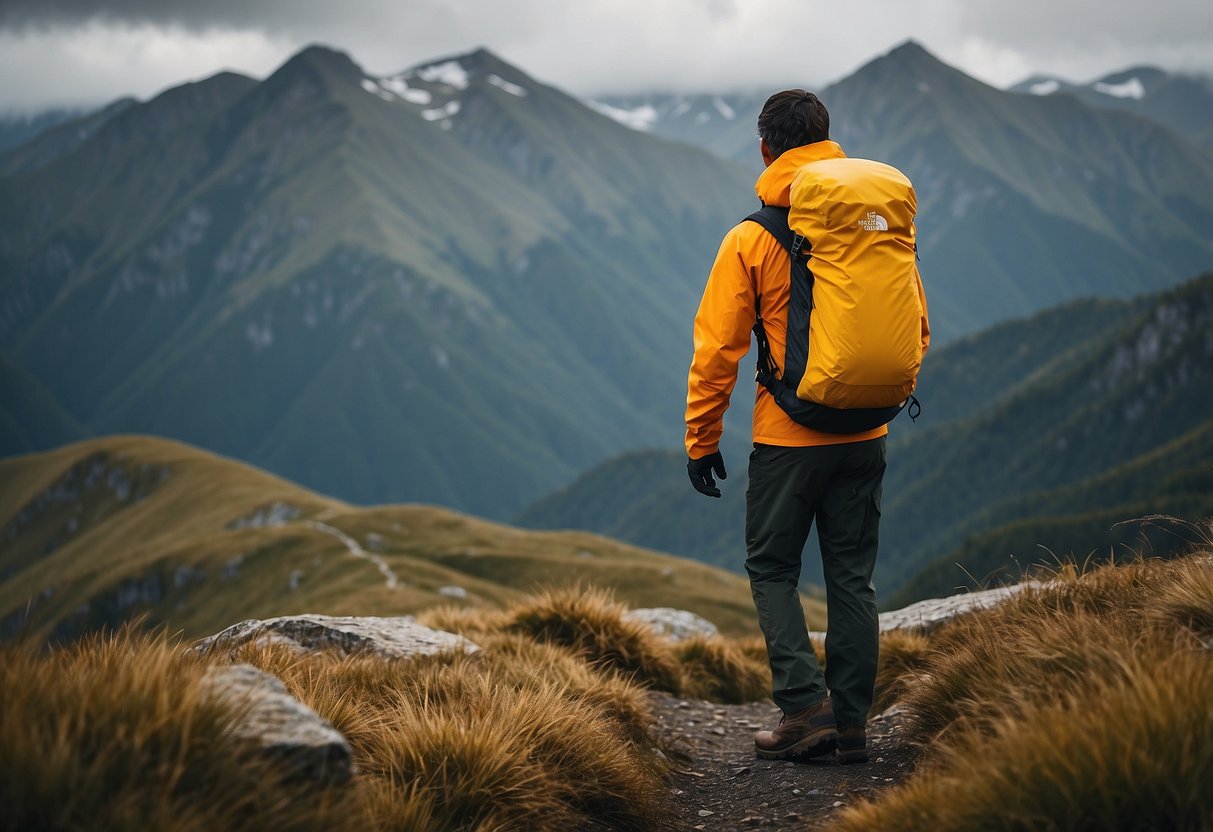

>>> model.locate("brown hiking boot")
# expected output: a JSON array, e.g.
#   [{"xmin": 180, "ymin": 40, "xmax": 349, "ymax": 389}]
[
  {"xmin": 837, "ymin": 725, "xmax": 868, "ymax": 764},
  {"xmin": 754, "ymin": 698, "xmax": 838, "ymax": 760}
]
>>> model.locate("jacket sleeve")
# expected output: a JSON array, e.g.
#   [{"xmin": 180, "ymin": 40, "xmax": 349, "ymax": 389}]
[
  {"xmin": 685, "ymin": 225, "xmax": 758, "ymax": 459},
  {"xmin": 915, "ymin": 264, "xmax": 931, "ymax": 357}
]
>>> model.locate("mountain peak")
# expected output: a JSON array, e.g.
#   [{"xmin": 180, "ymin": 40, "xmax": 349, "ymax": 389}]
[
  {"xmin": 877, "ymin": 39, "xmax": 949, "ymax": 71},
  {"xmin": 833, "ymin": 37, "xmax": 976, "ymax": 96},
  {"xmin": 400, "ymin": 47, "xmax": 535, "ymax": 90},
  {"xmin": 272, "ymin": 43, "xmax": 364, "ymax": 86}
]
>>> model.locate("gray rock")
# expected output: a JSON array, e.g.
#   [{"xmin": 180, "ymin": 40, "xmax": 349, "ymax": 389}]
[
  {"xmin": 808, "ymin": 581, "xmax": 1040, "ymax": 640},
  {"xmin": 877, "ymin": 582, "xmax": 1042, "ymax": 633},
  {"xmin": 196, "ymin": 614, "xmax": 480, "ymax": 658},
  {"xmin": 626, "ymin": 607, "xmax": 719, "ymax": 642},
  {"xmin": 202, "ymin": 663, "xmax": 352, "ymax": 783}
]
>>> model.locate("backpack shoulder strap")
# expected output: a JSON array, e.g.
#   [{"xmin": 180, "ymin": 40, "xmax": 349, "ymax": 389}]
[
  {"xmin": 740, "ymin": 204, "xmax": 813, "ymax": 392},
  {"xmin": 744, "ymin": 204, "xmax": 792, "ymax": 250}
]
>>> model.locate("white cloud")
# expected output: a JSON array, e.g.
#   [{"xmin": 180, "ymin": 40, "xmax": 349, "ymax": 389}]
[{"xmin": 0, "ymin": 21, "xmax": 290, "ymax": 111}]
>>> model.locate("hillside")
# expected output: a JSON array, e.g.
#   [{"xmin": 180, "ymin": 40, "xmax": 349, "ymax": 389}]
[
  {"xmin": 519, "ymin": 272, "xmax": 1213, "ymax": 602},
  {"xmin": 597, "ymin": 41, "xmax": 1213, "ymax": 338},
  {"xmin": 0, "ymin": 45, "xmax": 753, "ymax": 519},
  {"xmin": 0, "ymin": 435, "xmax": 809, "ymax": 643}
]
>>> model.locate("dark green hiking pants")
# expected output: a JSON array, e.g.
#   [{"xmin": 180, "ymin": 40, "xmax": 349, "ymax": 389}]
[{"xmin": 745, "ymin": 437, "xmax": 885, "ymax": 727}]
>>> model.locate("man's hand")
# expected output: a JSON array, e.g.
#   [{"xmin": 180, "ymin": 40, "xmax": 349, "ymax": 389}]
[{"xmin": 687, "ymin": 451, "xmax": 727, "ymax": 498}]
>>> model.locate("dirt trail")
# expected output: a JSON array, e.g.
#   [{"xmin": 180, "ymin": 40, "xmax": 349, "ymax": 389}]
[
  {"xmin": 303, "ymin": 520, "xmax": 401, "ymax": 589},
  {"xmin": 651, "ymin": 693, "xmax": 917, "ymax": 830}
]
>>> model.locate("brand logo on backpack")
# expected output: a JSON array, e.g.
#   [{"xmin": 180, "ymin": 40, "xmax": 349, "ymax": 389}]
[{"xmin": 857, "ymin": 212, "xmax": 888, "ymax": 231}]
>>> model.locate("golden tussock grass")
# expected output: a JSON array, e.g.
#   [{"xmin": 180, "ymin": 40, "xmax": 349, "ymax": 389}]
[
  {"xmin": 835, "ymin": 648, "xmax": 1213, "ymax": 831},
  {"xmin": 217, "ymin": 632, "xmax": 669, "ymax": 831},
  {"xmin": 835, "ymin": 552, "xmax": 1213, "ymax": 831},
  {"xmin": 894, "ymin": 556, "xmax": 1213, "ymax": 745},
  {"xmin": 873, "ymin": 629, "xmax": 932, "ymax": 712},
  {"xmin": 415, "ymin": 604, "xmax": 510, "ymax": 639},
  {"xmin": 675, "ymin": 635, "xmax": 771, "ymax": 703},
  {"xmin": 504, "ymin": 585, "xmax": 687, "ymax": 693},
  {"xmin": 3, "ymin": 586, "xmax": 781, "ymax": 831},
  {"xmin": 0, "ymin": 626, "xmax": 352, "ymax": 832}
]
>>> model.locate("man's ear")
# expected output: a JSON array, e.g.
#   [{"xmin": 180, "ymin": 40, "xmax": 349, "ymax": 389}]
[{"xmin": 760, "ymin": 138, "xmax": 776, "ymax": 167}]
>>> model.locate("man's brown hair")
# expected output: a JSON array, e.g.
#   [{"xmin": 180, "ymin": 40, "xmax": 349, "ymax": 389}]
[{"xmin": 756, "ymin": 89, "xmax": 830, "ymax": 159}]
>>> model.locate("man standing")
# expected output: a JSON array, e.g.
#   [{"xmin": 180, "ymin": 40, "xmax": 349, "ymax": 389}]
[{"xmin": 684, "ymin": 90, "xmax": 929, "ymax": 764}]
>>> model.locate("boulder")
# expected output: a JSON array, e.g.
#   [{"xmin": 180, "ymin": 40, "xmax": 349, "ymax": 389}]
[
  {"xmin": 877, "ymin": 582, "xmax": 1041, "ymax": 633},
  {"xmin": 201, "ymin": 663, "xmax": 352, "ymax": 784},
  {"xmin": 808, "ymin": 582, "xmax": 1041, "ymax": 641},
  {"xmin": 626, "ymin": 607, "xmax": 719, "ymax": 642},
  {"xmin": 196, "ymin": 614, "xmax": 480, "ymax": 659}
]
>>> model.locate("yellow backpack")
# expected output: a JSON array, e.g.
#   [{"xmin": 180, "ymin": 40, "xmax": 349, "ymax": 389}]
[{"xmin": 748, "ymin": 157, "xmax": 924, "ymax": 433}]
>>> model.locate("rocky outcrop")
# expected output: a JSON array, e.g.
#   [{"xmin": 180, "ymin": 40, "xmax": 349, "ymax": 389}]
[
  {"xmin": 195, "ymin": 614, "xmax": 480, "ymax": 658},
  {"xmin": 202, "ymin": 663, "xmax": 351, "ymax": 783},
  {"xmin": 627, "ymin": 607, "xmax": 719, "ymax": 642}
]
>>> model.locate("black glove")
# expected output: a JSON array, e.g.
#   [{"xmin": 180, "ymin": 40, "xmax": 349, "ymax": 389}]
[{"xmin": 687, "ymin": 451, "xmax": 727, "ymax": 498}]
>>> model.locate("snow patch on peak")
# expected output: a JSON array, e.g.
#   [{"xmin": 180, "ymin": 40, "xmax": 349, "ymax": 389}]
[
  {"xmin": 712, "ymin": 96, "xmax": 736, "ymax": 120},
  {"xmin": 417, "ymin": 60, "xmax": 469, "ymax": 90},
  {"xmin": 588, "ymin": 100, "xmax": 659, "ymax": 131},
  {"xmin": 1093, "ymin": 77, "xmax": 1145, "ymax": 99},
  {"xmin": 487, "ymin": 73, "xmax": 527, "ymax": 96},
  {"xmin": 360, "ymin": 78, "xmax": 395, "ymax": 102},
  {"xmin": 1028, "ymin": 79, "xmax": 1060, "ymax": 95},
  {"xmin": 379, "ymin": 75, "xmax": 432, "ymax": 104},
  {"xmin": 421, "ymin": 100, "xmax": 461, "ymax": 121}
]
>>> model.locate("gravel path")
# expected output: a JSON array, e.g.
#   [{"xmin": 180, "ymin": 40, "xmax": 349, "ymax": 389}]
[{"xmin": 651, "ymin": 693, "xmax": 918, "ymax": 830}]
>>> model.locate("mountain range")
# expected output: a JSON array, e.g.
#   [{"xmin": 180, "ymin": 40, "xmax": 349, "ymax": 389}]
[
  {"xmin": 1009, "ymin": 66, "xmax": 1213, "ymax": 152},
  {"xmin": 0, "ymin": 46, "xmax": 752, "ymax": 519},
  {"xmin": 597, "ymin": 42, "xmax": 1213, "ymax": 336},
  {"xmin": 518, "ymin": 270, "xmax": 1213, "ymax": 602},
  {"xmin": 3, "ymin": 40, "xmax": 1211, "ymax": 521},
  {"xmin": 0, "ymin": 434, "xmax": 786, "ymax": 643}
]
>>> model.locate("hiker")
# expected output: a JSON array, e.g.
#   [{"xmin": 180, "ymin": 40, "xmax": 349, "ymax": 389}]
[{"xmin": 684, "ymin": 90, "xmax": 930, "ymax": 765}]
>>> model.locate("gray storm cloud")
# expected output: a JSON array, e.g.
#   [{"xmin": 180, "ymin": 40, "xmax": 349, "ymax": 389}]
[{"xmin": 0, "ymin": 0, "xmax": 1209, "ymax": 112}]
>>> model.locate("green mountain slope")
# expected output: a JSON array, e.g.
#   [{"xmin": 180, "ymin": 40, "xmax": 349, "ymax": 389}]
[
  {"xmin": 0, "ymin": 45, "xmax": 752, "ymax": 518},
  {"xmin": 518, "ymin": 272, "xmax": 1213, "ymax": 602},
  {"xmin": 0, "ymin": 435, "xmax": 788, "ymax": 643},
  {"xmin": 879, "ymin": 271, "xmax": 1213, "ymax": 590},
  {"xmin": 597, "ymin": 42, "xmax": 1213, "ymax": 338},
  {"xmin": 0, "ymin": 97, "xmax": 140, "ymax": 176},
  {"xmin": 0, "ymin": 108, "xmax": 86, "ymax": 155},
  {"xmin": 891, "ymin": 424, "xmax": 1213, "ymax": 605}
]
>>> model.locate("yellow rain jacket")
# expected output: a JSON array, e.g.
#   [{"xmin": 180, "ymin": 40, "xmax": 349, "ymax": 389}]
[{"xmin": 685, "ymin": 141, "xmax": 931, "ymax": 459}]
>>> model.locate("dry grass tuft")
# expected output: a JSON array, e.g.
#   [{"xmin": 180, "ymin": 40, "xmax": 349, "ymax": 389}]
[
  {"xmin": 0, "ymin": 626, "xmax": 352, "ymax": 832},
  {"xmin": 894, "ymin": 556, "xmax": 1213, "ymax": 745},
  {"xmin": 504, "ymin": 585, "xmax": 686, "ymax": 693},
  {"xmin": 676, "ymin": 636, "xmax": 771, "ymax": 703},
  {"xmin": 1149, "ymin": 557, "xmax": 1213, "ymax": 642},
  {"xmin": 833, "ymin": 552, "xmax": 1213, "ymax": 831},
  {"xmin": 834, "ymin": 648, "xmax": 1213, "ymax": 831},
  {"xmin": 224, "ymin": 637, "xmax": 668, "ymax": 831},
  {"xmin": 874, "ymin": 629, "xmax": 932, "ymax": 712},
  {"xmin": 3, "ymin": 586, "xmax": 784, "ymax": 831},
  {"xmin": 415, "ymin": 604, "xmax": 510, "ymax": 639}
]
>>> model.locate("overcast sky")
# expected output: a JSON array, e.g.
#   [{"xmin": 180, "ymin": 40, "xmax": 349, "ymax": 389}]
[{"xmin": 0, "ymin": 0, "xmax": 1210, "ymax": 113}]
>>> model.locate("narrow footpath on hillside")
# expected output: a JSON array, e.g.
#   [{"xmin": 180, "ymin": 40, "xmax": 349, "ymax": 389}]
[
  {"xmin": 651, "ymin": 693, "xmax": 918, "ymax": 830},
  {"xmin": 303, "ymin": 519, "xmax": 402, "ymax": 589}
]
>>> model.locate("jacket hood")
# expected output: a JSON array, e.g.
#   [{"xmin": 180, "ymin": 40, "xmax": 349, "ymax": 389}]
[{"xmin": 754, "ymin": 140, "xmax": 848, "ymax": 207}]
